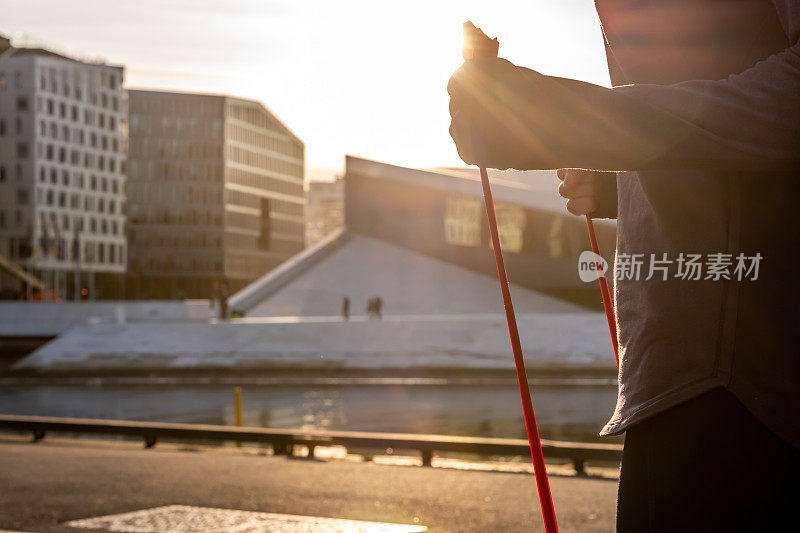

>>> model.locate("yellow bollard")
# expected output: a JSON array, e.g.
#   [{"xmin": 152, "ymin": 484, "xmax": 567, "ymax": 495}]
[{"xmin": 234, "ymin": 386, "xmax": 243, "ymax": 448}]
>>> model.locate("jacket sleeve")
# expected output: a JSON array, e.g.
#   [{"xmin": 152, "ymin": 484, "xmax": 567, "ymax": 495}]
[
  {"xmin": 592, "ymin": 172, "xmax": 618, "ymax": 219},
  {"xmin": 512, "ymin": 37, "xmax": 800, "ymax": 171}
]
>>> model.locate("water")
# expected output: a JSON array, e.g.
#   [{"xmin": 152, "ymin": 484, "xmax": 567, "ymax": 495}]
[{"xmin": 0, "ymin": 381, "xmax": 620, "ymax": 443}]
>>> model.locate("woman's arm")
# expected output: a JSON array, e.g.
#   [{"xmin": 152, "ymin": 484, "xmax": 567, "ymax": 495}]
[{"xmin": 448, "ymin": 39, "xmax": 800, "ymax": 171}]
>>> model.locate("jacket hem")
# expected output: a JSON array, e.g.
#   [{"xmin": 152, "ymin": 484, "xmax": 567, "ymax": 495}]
[{"xmin": 600, "ymin": 377, "xmax": 727, "ymax": 436}]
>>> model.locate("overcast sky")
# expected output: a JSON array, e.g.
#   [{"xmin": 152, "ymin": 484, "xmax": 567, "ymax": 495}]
[{"xmin": 3, "ymin": 0, "xmax": 610, "ymax": 180}]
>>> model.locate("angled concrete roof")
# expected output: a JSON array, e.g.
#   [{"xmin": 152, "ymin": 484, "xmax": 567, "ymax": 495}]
[{"xmin": 246, "ymin": 234, "xmax": 587, "ymax": 318}]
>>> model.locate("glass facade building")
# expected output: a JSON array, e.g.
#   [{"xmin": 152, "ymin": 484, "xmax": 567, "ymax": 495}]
[{"xmin": 127, "ymin": 90, "xmax": 305, "ymax": 299}]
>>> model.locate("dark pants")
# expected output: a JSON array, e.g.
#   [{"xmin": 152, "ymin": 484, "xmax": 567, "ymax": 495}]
[{"xmin": 617, "ymin": 388, "xmax": 800, "ymax": 532}]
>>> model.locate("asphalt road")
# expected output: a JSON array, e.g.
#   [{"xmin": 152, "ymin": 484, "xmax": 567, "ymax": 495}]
[{"xmin": 0, "ymin": 437, "xmax": 618, "ymax": 532}]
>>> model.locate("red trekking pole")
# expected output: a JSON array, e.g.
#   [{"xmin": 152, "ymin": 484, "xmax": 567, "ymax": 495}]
[
  {"xmin": 585, "ymin": 215, "xmax": 619, "ymax": 368},
  {"xmin": 463, "ymin": 22, "xmax": 559, "ymax": 533}
]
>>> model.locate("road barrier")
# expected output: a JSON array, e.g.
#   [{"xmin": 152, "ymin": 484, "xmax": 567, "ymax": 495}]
[{"xmin": 0, "ymin": 414, "xmax": 621, "ymax": 475}]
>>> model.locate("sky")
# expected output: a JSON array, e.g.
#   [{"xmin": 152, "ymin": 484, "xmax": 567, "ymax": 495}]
[{"xmin": 3, "ymin": 0, "xmax": 611, "ymax": 181}]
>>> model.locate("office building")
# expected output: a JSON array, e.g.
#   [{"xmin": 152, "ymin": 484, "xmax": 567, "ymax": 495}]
[
  {"xmin": 126, "ymin": 90, "xmax": 305, "ymax": 299},
  {"xmin": 305, "ymin": 177, "xmax": 343, "ymax": 246},
  {"xmin": 0, "ymin": 35, "xmax": 126, "ymax": 300}
]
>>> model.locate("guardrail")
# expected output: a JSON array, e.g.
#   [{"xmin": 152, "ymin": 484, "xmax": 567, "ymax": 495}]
[{"xmin": 0, "ymin": 414, "xmax": 622, "ymax": 475}]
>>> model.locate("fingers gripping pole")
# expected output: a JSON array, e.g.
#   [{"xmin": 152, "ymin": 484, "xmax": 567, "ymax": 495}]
[
  {"xmin": 480, "ymin": 167, "xmax": 559, "ymax": 533},
  {"xmin": 584, "ymin": 215, "xmax": 619, "ymax": 369}
]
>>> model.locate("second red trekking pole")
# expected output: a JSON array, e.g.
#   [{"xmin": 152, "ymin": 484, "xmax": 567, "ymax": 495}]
[
  {"xmin": 584, "ymin": 215, "xmax": 619, "ymax": 368},
  {"xmin": 463, "ymin": 22, "xmax": 559, "ymax": 533}
]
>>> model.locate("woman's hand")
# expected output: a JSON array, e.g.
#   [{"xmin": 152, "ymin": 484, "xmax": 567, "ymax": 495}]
[
  {"xmin": 557, "ymin": 168, "xmax": 606, "ymax": 216},
  {"xmin": 447, "ymin": 58, "xmax": 533, "ymax": 170}
]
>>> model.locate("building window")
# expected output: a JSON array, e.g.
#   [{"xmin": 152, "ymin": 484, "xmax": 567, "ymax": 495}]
[
  {"xmin": 17, "ymin": 143, "xmax": 29, "ymax": 159},
  {"xmin": 0, "ymin": 119, "xmax": 5, "ymax": 136},
  {"xmin": 17, "ymin": 97, "xmax": 28, "ymax": 112},
  {"xmin": 258, "ymin": 198, "xmax": 271, "ymax": 250},
  {"xmin": 17, "ymin": 189, "xmax": 28, "ymax": 205},
  {"xmin": 0, "ymin": 166, "xmax": 5, "ymax": 182}
]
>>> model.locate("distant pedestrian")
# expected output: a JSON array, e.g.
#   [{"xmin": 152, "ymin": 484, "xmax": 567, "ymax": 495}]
[
  {"xmin": 375, "ymin": 295, "xmax": 383, "ymax": 319},
  {"xmin": 211, "ymin": 281, "xmax": 221, "ymax": 318},
  {"xmin": 219, "ymin": 279, "xmax": 229, "ymax": 320},
  {"xmin": 366, "ymin": 297, "xmax": 375, "ymax": 318},
  {"xmin": 342, "ymin": 296, "xmax": 350, "ymax": 321}
]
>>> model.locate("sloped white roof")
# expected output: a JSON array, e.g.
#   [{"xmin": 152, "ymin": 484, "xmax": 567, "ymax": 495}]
[{"xmin": 247, "ymin": 234, "xmax": 587, "ymax": 317}]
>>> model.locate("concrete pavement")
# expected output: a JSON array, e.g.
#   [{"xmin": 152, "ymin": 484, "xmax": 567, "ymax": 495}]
[{"xmin": 0, "ymin": 437, "xmax": 618, "ymax": 532}]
